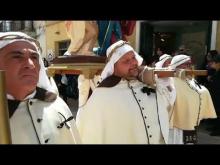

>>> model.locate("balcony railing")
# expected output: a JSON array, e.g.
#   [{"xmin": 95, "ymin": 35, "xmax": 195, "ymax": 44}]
[{"xmin": 0, "ymin": 21, "xmax": 34, "ymax": 32}]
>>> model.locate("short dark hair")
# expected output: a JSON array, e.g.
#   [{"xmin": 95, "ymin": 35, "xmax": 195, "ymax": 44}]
[
  {"xmin": 213, "ymin": 54, "xmax": 220, "ymax": 63},
  {"xmin": 157, "ymin": 46, "xmax": 167, "ymax": 54},
  {"xmin": 207, "ymin": 50, "xmax": 219, "ymax": 62},
  {"xmin": 160, "ymin": 46, "xmax": 167, "ymax": 52},
  {"xmin": 209, "ymin": 50, "xmax": 218, "ymax": 56}
]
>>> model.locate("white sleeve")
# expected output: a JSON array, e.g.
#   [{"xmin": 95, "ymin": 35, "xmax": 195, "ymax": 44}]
[{"xmin": 156, "ymin": 77, "xmax": 176, "ymax": 106}]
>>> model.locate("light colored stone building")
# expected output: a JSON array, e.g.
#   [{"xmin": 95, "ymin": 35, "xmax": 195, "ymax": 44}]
[{"xmin": 33, "ymin": 20, "xmax": 220, "ymax": 67}]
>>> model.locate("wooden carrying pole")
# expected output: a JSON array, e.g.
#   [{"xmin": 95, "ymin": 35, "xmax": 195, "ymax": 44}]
[
  {"xmin": 0, "ymin": 70, "xmax": 12, "ymax": 144},
  {"xmin": 154, "ymin": 69, "xmax": 207, "ymax": 78}
]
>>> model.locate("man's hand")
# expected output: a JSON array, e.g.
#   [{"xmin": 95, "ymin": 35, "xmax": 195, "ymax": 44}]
[
  {"xmin": 138, "ymin": 66, "xmax": 155, "ymax": 87},
  {"xmin": 175, "ymin": 69, "xmax": 192, "ymax": 80}
]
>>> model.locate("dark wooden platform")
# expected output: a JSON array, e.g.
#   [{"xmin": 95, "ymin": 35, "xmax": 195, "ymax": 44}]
[
  {"xmin": 48, "ymin": 55, "xmax": 106, "ymax": 79},
  {"xmin": 51, "ymin": 55, "xmax": 106, "ymax": 64}
]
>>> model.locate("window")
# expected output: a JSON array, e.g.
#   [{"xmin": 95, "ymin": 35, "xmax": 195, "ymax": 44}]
[{"xmin": 58, "ymin": 40, "xmax": 70, "ymax": 56}]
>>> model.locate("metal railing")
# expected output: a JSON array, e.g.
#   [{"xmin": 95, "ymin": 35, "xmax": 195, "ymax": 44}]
[{"xmin": 0, "ymin": 21, "xmax": 34, "ymax": 32}]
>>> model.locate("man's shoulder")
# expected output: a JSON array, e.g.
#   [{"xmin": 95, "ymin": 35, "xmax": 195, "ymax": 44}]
[
  {"xmin": 44, "ymin": 96, "xmax": 72, "ymax": 117},
  {"xmin": 98, "ymin": 75, "xmax": 121, "ymax": 88},
  {"xmin": 35, "ymin": 87, "xmax": 71, "ymax": 113},
  {"xmin": 53, "ymin": 96, "xmax": 70, "ymax": 109},
  {"xmin": 35, "ymin": 87, "xmax": 57, "ymax": 102}
]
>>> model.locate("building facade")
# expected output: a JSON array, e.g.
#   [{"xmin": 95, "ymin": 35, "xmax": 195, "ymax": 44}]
[{"xmin": 30, "ymin": 21, "xmax": 220, "ymax": 67}]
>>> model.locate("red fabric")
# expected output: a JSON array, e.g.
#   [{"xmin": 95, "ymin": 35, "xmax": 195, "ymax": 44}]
[
  {"xmin": 120, "ymin": 21, "xmax": 136, "ymax": 41},
  {"xmin": 110, "ymin": 32, "xmax": 117, "ymax": 44},
  {"xmin": 110, "ymin": 21, "xmax": 136, "ymax": 43}
]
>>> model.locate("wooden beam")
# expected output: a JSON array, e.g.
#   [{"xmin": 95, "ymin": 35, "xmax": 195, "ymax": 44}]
[
  {"xmin": 47, "ymin": 63, "xmax": 105, "ymax": 79},
  {"xmin": 0, "ymin": 71, "xmax": 12, "ymax": 144},
  {"xmin": 154, "ymin": 69, "xmax": 207, "ymax": 78}
]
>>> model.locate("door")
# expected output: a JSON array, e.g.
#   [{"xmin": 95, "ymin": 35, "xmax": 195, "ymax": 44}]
[{"xmin": 139, "ymin": 22, "xmax": 153, "ymax": 65}]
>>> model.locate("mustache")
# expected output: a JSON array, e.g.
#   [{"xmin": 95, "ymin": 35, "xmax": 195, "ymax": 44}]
[
  {"xmin": 19, "ymin": 71, "xmax": 38, "ymax": 78},
  {"xmin": 130, "ymin": 64, "xmax": 139, "ymax": 70}
]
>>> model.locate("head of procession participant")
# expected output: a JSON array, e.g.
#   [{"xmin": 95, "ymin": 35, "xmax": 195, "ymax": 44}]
[
  {"xmin": 0, "ymin": 31, "xmax": 55, "ymax": 100},
  {"xmin": 101, "ymin": 40, "xmax": 143, "ymax": 81},
  {"xmin": 169, "ymin": 54, "xmax": 192, "ymax": 70},
  {"xmin": 155, "ymin": 54, "xmax": 172, "ymax": 68}
]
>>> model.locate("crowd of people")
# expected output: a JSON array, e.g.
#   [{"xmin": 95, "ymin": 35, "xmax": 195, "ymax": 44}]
[{"xmin": 0, "ymin": 30, "xmax": 220, "ymax": 144}]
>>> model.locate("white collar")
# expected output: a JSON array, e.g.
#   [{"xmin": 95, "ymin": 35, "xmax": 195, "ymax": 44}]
[{"xmin": 7, "ymin": 90, "xmax": 36, "ymax": 100}]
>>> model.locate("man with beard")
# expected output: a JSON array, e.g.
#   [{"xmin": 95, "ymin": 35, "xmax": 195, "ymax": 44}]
[{"xmin": 76, "ymin": 40, "xmax": 175, "ymax": 144}]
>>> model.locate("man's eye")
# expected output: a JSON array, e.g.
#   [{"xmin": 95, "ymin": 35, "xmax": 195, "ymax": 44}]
[
  {"xmin": 31, "ymin": 56, "xmax": 38, "ymax": 60},
  {"xmin": 31, "ymin": 54, "xmax": 39, "ymax": 60},
  {"xmin": 12, "ymin": 55, "xmax": 22, "ymax": 59},
  {"xmin": 123, "ymin": 60, "xmax": 130, "ymax": 64}
]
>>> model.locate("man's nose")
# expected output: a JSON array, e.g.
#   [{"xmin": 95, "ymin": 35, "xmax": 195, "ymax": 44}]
[
  {"xmin": 24, "ymin": 57, "xmax": 35, "ymax": 69},
  {"xmin": 131, "ymin": 59, "xmax": 138, "ymax": 66}
]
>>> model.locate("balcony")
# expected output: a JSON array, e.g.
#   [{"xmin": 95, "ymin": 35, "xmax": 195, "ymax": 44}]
[{"xmin": 0, "ymin": 21, "xmax": 36, "ymax": 37}]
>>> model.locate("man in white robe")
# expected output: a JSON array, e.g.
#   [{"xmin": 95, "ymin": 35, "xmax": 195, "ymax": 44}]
[
  {"xmin": 76, "ymin": 40, "xmax": 175, "ymax": 144},
  {"xmin": 155, "ymin": 54, "xmax": 172, "ymax": 69},
  {"xmin": 0, "ymin": 32, "xmax": 81, "ymax": 144},
  {"xmin": 168, "ymin": 55, "xmax": 217, "ymax": 144}
]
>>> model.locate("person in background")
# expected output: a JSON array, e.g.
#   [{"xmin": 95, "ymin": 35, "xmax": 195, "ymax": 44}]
[
  {"xmin": 155, "ymin": 54, "xmax": 172, "ymax": 68},
  {"xmin": 206, "ymin": 54, "xmax": 220, "ymax": 136},
  {"xmin": 168, "ymin": 55, "xmax": 216, "ymax": 144},
  {"xmin": 197, "ymin": 50, "xmax": 218, "ymax": 87},
  {"xmin": 175, "ymin": 45, "xmax": 189, "ymax": 55},
  {"xmin": 151, "ymin": 46, "xmax": 168, "ymax": 67},
  {"xmin": 42, "ymin": 57, "xmax": 49, "ymax": 67}
]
